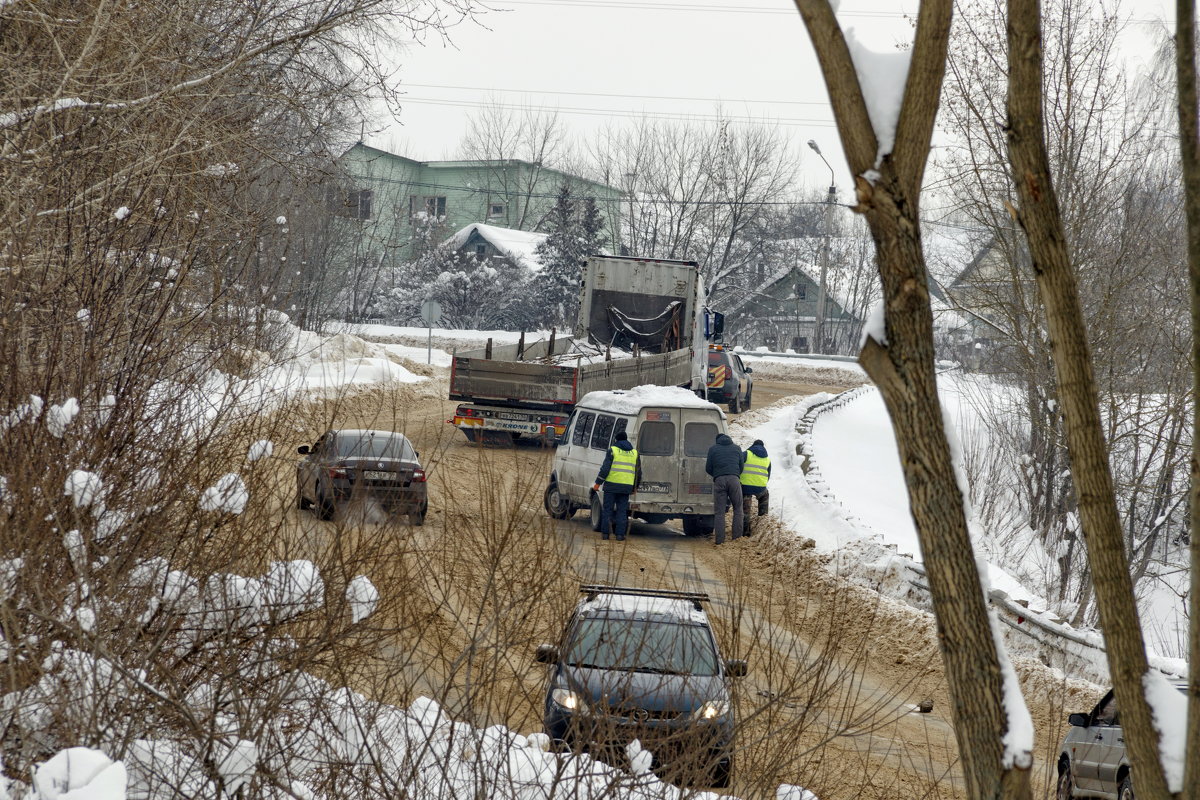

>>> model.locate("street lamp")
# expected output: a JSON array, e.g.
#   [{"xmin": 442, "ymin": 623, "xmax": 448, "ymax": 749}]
[
  {"xmin": 622, "ymin": 172, "xmax": 637, "ymax": 256},
  {"xmin": 807, "ymin": 140, "xmax": 837, "ymax": 354}
]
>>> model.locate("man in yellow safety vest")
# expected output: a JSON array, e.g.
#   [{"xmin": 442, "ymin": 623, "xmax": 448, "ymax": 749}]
[
  {"xmin": 592, "ymin": 430, "xmax": 641, "ymax": 541},
  {"xmin": 739, "ymin": 439, "xmax": 771, "ymax": 537}
]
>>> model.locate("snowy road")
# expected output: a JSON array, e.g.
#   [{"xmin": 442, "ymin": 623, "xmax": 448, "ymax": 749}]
[{"xmin": 256, "ymin": 372, "xmax": 973, "ymax": 798}]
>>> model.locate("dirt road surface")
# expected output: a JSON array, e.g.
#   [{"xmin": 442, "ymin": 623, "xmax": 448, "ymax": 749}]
[{"xmin": 251, "ymin": 369, "xmax": 1083, "ymax": 799}]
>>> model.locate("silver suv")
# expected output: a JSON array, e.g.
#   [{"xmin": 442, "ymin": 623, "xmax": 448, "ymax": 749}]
[{"xmin": 1056, "ymin": 683, "xmax": 1186, "ymax": 800}]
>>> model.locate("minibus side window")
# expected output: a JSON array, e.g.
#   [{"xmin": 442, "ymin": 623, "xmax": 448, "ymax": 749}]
[
  {"xmin": 591, "ymin": 414, "xmax": 616, "ymax": 450},
  {"xmin": 573, "ymin": 412, "xmax": 596, "ymax": 447}
]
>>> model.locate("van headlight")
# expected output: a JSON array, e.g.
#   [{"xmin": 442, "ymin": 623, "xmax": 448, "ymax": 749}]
[
  {"xmin": 551, "ymin": 688, "xmax": 587, "ymax": 713},
  {"xmin": 697, "ymin": 699, "xmax": 729, "ymax": 720}
]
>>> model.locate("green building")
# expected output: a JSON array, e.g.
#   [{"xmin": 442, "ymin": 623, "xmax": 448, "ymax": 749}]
[{"xmin": 330, "ymin": 143, "xmax": 624, "ymax": 266}]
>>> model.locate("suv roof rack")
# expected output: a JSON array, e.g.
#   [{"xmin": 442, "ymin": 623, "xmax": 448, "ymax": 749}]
[{"xmin": 580, "ymin": 584, "xmax": 710, "ymax": 611}]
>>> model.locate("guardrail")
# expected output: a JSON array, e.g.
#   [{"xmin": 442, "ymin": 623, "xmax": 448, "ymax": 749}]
[{"xmin": 795, "ymin": 384, "xmax": 1185, "ymax": 684}]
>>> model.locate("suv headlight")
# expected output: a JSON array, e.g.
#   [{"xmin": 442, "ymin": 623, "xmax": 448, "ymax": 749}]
[
  {"xmin": 697, "ymin": 699, "xmax": 730, "ymax": 720},
  {"xmin": 551, "ymin": 688, "xmax": 587, "ymax": 713}
]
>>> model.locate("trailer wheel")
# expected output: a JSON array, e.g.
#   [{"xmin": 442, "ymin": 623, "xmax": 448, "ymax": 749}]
[
  {"xmin": 728, "ymin": 394, "xmax": 741, "ymax": 414},
  {"xmin": 544, "ymin": 482, "xmax": 575, "ymax": 520},
  {"xmin": 682, "ymin": 515, "xmax": 713, "ymax": 537}
]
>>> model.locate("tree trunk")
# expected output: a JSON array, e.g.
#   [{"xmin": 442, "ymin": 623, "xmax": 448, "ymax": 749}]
[
  {"xmin": 1177, "ymin": 0, "xmax": 1200, "ymax": 795},
  {"xmin": 793, "ymin": 1, "xmax": 1032, "ymax": 796},
  {"xmin": 1006, "ymin": 1, "xmax": 1169, "ymax": 797}
]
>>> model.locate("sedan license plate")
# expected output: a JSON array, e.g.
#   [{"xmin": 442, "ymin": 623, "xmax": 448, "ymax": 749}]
[{"xmin": 362, "ymin": 470, "xmax": 397, "ymax": 481}]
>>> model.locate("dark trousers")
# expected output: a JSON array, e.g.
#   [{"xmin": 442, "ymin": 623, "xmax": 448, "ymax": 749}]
[
  {"xmin": 712, "ymin": 474, "xmax": 744, "ymax": 544},
  {"xmin": 742, "ymin": 488, "xmax": 769, "ymax": 535},
  {"xmin": 602, "ymin": 490, "xmax": 630, "ymax": 539}
]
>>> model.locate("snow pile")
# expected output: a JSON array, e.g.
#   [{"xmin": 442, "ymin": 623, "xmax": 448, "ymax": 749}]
[
  {"xmin": 31, "ymin": 747, "xmax": 127, "ymax": 800},
  {"xmin": 198, "ymin": 473, "xmax": 248, "ymax": 514},
  {"xmin": 247, "ymin": 440, "xmax": 273, "ymax": 462},
  {"xmin": 346, "ymin": 576, "xmax": 379, "ymax": 624},
  {"xmin": 578, "ymin": 385, "xmax": 721, "ymax": 416},
  {"xmin": 64, "ymin": 470, "xmax": 104, "ymax": 509}
]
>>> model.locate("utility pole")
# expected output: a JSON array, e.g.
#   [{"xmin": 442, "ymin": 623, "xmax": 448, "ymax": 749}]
[{"xmin": 808, "ymin": 140, "xmax": 837, "ymax": 354}]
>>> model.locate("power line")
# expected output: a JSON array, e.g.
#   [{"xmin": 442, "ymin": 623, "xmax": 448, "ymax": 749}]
[
  {"xmin": 400, "ymin": 82, "xmax": 831, "ymax": 107},
  {"xmin": 349, "ymin": 170, "xmax": 837, "ymax": 205},
  {"xmin": 398, "ymin": 96, "xmax": 838, "ymax": 127}
]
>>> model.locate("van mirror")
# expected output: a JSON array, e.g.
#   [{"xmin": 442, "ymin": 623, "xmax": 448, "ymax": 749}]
[
  {"xmin": 725, "ymin": 659, "xmax": 748, "ymax": 677},
  {"xmin": 297, "ymin": 445, "xmax": 310, "ymax": 455},
  {"xmin": 744, "ymin": 366, "xmax": 753, "ymax": 373},
  {"xmin": 1068, "ymin": 712, "xmax": 1090, "ymax": 727},
  {"xmin": 535, "ymin": 643, "xmax": 560, "ymax": 664}
]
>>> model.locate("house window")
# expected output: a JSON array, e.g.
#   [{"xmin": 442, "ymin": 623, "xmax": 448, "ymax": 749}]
[
  {"xmin": 488, "ymin": 202, "xmax": 505, "ymax": 218},
  {"xmin": 475, "ymin": 244, "xmax": 487, "ymax": 256},
  {"xmin": 409, "ymin": 196, "xmax": 447, "ymax": 221},
  {"xmin": 326, "ymin": 188, "xmax": 372, "ymax": 220},
  {"xmin": 795, "ymin": 282, "xmax": 807, "ymax": 301},
  {"xmin": 350, "ymin": 189, "xmax": 372, "ymax": 219}
]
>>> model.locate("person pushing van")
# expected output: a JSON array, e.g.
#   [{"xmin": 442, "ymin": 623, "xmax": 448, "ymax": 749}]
[
  {"xmin": 592, "ymin": 431, "xmax": 640, "ymax": 541},
  {"xmin": 739, "ymin": 439, "xmax": 771, "ymax": 537},
  {"xmin": 705, "ymin": 433, "xmax": 744, "ymax": 545}
]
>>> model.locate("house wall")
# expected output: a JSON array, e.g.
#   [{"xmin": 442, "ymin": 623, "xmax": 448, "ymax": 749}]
[{"xmin": 334, "ymin": 144, "xmax": 624, "ymax": 263}]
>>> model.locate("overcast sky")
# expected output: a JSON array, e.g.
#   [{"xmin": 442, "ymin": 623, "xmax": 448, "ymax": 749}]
[{"xmin": 372, "ymin": 0, "xmax": 1173, "ymax": 201}]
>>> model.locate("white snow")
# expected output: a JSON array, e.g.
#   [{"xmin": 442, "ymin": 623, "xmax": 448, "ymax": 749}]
[
  {"xmin": 444, "ymin": 223, "xmax": 549, "ymax": 271},
  {"xmin": 275, "ymin": 215, "xmax": 287, "ymax": 225},
  {"xmin": 861, "ymin": 302, "xmax": 886, "ymax": 347},
  {"xmin": 47, "ymin": 398, "xmax": 80, "ymax": 437},
  {"xmin": 198, "ymin": 473, "xmax": 248, "ymax": 515},
  {"xmin": 31, "ymin": 747, "xmax": 127, "ymax": 800},
  {"xmin": 247, "ymin": 439, "xmax": 273, "ymax": 461},
  {"xmin": 76, "ymin": 308, "xmax": 90, "ymax": 327},
  {"xmin": 1144, "ymin": 672, "xmax": 1187, "ymax": 792},
  {"xmin": 346, "ymin": 575, "xmax": 379, "ymax": 623},
  {"xmin": 64, "ymin": 470, "xmax": 103, "ymax": 509},
  {"xmin": 844, "ymin": 30, "xmax": 912, "ymax": 165},
  {"xmin": 215, "ymin": 739, "xmax": 257, "ymax": 795},
  {"xmin": 114, "ymin": 206, "xmax": 131, "ymax": 220},
  {"xmin": 777, "ymin": 787, "xmax": 820, "ymax": 800},
  {"xmin": 578, "ymin": 385, "xmax": 724, "ymax": 416}
]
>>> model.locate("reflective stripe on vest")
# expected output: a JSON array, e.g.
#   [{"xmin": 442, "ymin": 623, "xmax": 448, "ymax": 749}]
[
  {"xmin": 606, "ymin": 446, "xmax": 638, "ymax": 486},
  {"xmin": 740, "ymin": 451, "xmax": 770, "ymax": 487}
]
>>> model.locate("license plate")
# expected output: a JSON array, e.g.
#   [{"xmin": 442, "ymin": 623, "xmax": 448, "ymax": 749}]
[
  {"xmin": 497, "ymin": 412, "xmax": 530, "ymax": 421},
  {"xmin": 362, "ymin": 470, "xmax": 397, "ymax": 480},
  {"xmin": 637, "ymin": 482, "xmax": 671, "ymax": 493}
]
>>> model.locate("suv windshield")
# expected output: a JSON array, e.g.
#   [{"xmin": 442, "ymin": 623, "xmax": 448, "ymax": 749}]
[
  {"xmin": 335, "ymin": 434, "xmax": 415, "ymax": 460},
  {"xmin": 566, "ymin": 616, "xmax": 719, "ymax": 676}
]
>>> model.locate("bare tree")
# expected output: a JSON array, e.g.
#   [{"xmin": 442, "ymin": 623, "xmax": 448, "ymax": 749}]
[
  {"xmin": 792, "ymin": 0, "xmax": 1034, "ymax": 796},
  {"xmin": 1177, "ymin": 0, "xmax": 1200, "ymax": 791}
]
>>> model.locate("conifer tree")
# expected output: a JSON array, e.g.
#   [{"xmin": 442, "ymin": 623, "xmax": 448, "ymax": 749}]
[{"xmin": 535, "ymin": 183, "xmax": 587, "ymax": 327}]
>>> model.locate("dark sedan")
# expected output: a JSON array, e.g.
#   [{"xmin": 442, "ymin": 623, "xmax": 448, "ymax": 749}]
[{"xmin": 296, "ymin": 429, "xmax": 428, "ymax": 524}]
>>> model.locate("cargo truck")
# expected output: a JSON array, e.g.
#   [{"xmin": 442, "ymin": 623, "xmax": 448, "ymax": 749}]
[{"xmin": 448, "ymin": 255, "xmax": 707, "ymax": 445}]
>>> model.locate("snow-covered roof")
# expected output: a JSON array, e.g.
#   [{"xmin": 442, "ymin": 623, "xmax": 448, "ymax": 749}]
[
  {"xmin": 577, "ymin": 385, "xmax": 724, "ymax": 416},
  {"xmin": 444, "ymin": 223, "xmax": 548, "ymax": 272}
]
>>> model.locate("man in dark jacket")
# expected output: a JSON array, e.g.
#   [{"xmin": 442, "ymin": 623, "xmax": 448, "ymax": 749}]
[
  {"xmin": 705, "ymin": 432, "xmax": 743, "ymax": 545},
  {"xmin": 592, "ymin": 431, "xmax": 640, "ymax": 541},
  {"xmin": 739, "ymin": 439, "xmax": 771, "ymax": 537}
]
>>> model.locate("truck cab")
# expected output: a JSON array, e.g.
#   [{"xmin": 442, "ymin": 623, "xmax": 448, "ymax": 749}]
[{"xmin": 543, "ymin": 386, "xmax": 724, "ymax": 537}]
